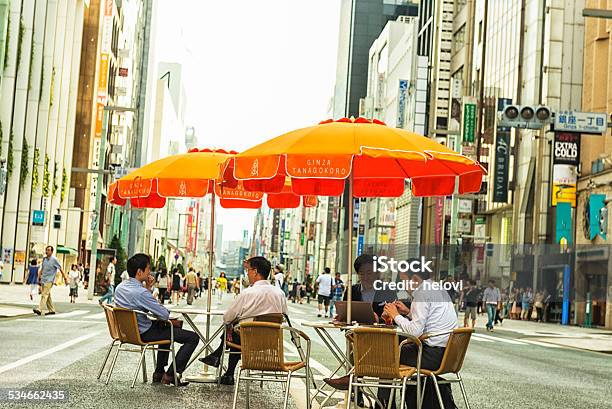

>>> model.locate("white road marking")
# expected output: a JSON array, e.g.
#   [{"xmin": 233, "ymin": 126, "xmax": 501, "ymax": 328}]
[
  {"xmin": 474, "ymin": 333, "xmax": 528, "ymax": 345},
  {"xmin": 17, "ymin": 319, "xmax": 106, "ymax": 324},
  {"xmin": 84, "ymin": 312, "xmax": 105, "ymax": 320},
  {"xmin": 471, "ymin": 335, "xmax": 495, "ymax": 343},
  {"xmin": 0, "ymin": 332, "xmax": 100, "ymax": 375},
  {"xmin": 520, "ymin": 339, "xmax": 564, "ymax": 349},
  {"xmin": 47, "ymin": 310, "xmax": 89, "ymax": 318},
  {"xmin": 284, "ymin": 341, "xmax": 331, "ymax": 377}
]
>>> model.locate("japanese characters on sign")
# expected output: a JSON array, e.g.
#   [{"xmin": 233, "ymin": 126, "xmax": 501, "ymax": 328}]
[{"xmin": 554, "ymin": 111, "xmax": 608, "ymax": 134}]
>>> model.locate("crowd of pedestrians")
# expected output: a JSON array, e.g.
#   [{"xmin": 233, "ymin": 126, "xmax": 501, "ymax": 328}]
[{"xmin": 458, "ymin": 279, "xmax": 553, "ymax": 330}]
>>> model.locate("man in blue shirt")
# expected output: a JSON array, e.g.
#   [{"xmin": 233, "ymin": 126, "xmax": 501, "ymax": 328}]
[
  {"xmin": 34, "ymin": 246, "xmax": 68, "ymax": 316},
  {"xmin": 114, "ymin": 253, "xmax": 199, "ymax": 386}
]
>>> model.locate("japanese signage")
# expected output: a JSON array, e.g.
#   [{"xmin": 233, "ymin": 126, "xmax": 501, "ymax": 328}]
[
  {"xmin": 493, "ymin": 131, "xmax": 510, "ymax": 203},
  {"xmin": 271, "ymin": 210, "xmax": 280, "ymax": 253},
  {"xmin": 457, "ymin": 218, "xmax": 472, "ymax": 234},
  {"xmin": 353, "ymin": 199, "xmax": 360, "ymax": 230},
  {"xmin": 434, "ymin": 197, "xmax": 444, "ymax": 246},
  {"xmin": 397, "ymin": 79, "xmax": 408, "ymax": 129},
  {"xmin": 462, "ymin": 102, "xmax": 476, "ymax": 143},
  {"xmin": 554, "ymin": 111, "xmax": 608, "ymax": 134},
  {"xmin": 458, "ymin": 199, "xmax": 473, "ymax": 214},
  {"xmin": 32, "ymin": 210, "xmax": 45, "ymax": 226},
  {"xmin": 553, "ymin": 133, "xmax": 580, "ymax": 166}
]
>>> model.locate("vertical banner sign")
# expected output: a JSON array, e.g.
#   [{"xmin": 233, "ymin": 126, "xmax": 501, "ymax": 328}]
[
  {"xmin": 434, "ymin": 197, "xmax": 444, "ymax": 246},
  {"xmin": 271, "ymin": 210, "xmax": 280, "ymax": 253},
  {"xmin": 555, "ymin": 202, "xmax": 572, "ymax": 244},
  {"xmin": 353, "ymin": 199, "xmax": 360, "ymax": 231},
  {"xmin": 397, "ymin": 79, "xmax": 408, "ymax": 129},
  {"xmin": 462, "ymin": 102, "xmax": 476, "ymax": 143},
  {"xmin": 552, "ymin": 132, "xmax": 579, "ymax": 207},
  {"xmin": 493, "ymin": 98, "xmax": 512, "ymax": 202},
  {"xmin": 357, "ymin": 225, "xmax": 365, "ymax": 256}
]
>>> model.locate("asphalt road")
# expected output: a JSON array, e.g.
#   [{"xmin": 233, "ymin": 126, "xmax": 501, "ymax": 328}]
[{"xmin": 1, "ymin": 295, "xmax": 611, "ymax": 409}]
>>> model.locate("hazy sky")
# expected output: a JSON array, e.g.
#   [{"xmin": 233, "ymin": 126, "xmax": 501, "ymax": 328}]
[{"xmin": 154, "ymin": 0, "xmax": 341, "ymax": 241}]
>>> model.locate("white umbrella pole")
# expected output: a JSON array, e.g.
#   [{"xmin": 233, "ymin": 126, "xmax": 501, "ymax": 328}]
[
  {"xmin": 206, "ymin": 190, "xmax": 216, "ymax": 340},
  {"xmin": 346, "ymin": 173, "xmax": 354, "ymax": 324}
]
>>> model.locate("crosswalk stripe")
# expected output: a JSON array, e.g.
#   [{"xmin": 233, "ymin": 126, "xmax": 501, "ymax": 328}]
[
  {"xmin": 47, "ymin": 310, "xmax": 89, "ymax": 318},
  {"xmin": 85, "ymin": 312, "xmax": 105, "ymax": 320},
  {"xmin": 474, "ymin": 333, "xmax": 528, "ymax": 345},
  {"xmin": 471, "ymin": 335, "xmax": 495, "ymax": 343},
  {"xmin": 283, "ymin": 341, "xmax": 331, "ymax": 377},
  {"xmin": 520, "ymin": 339, "xmax": 564, "ymax": 349}
]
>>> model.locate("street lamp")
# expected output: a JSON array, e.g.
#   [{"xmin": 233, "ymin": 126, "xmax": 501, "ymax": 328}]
[{"xmin": 87, "ymin": 105, "xmax": 136, "ymax": 300}]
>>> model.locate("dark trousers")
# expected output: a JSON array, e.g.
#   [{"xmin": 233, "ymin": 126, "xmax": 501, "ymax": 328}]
[
  {"xmin": 208, "ymin": 330, "xmax": 242, "ymax": 376},
  {"xmin": 158, "ymin": 288, "xmax": 168, "ymax": 304},
  {"xmin": 378, "ymin": 343, "xmax": 457, "ymax": 409},
  {"xmin": 140, "ymin": 321, "xmax": 199, "ymax": 375}
]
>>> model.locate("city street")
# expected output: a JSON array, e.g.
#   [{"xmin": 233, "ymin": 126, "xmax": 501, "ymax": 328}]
[{"xmin": 1, "ymin": 287, "xmax": 611, "ymax": 409}]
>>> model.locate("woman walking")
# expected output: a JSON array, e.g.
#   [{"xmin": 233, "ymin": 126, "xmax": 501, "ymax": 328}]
[
  {"xmin": 171, "ymin": 267, "xmax": 182, "ymax": 305},
  {"xmin": 26, "ymin": 259, "xmax": 40, "ymax": 301},
  {"xmin": 157, "ymin": 268, "xmax": 169, "ymax": 304},
  {"xmin": 534, "ymin": 290, "xmax": 545, "ymax": 322},
  {"xmin": 217, "ymin": 272, "xmax": 228, "ymax": 304},
  {"xmin": 68, "ymin": 264, "xmax": 80, "ymax": 303}
]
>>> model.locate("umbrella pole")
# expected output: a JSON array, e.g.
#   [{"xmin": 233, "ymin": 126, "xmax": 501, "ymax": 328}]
[
  {"xmin": 206, "ymin": 190, "xmax": 216, "ymax": 341},
  {"xmin": 346, "ymin": 173, "xmax": 354, "ymax": 324}
]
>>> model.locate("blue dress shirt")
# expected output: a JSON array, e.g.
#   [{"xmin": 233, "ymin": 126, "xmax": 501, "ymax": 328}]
[{"xmin": 114, "ymin": 277, "xmax": 170, "ymax": 333}]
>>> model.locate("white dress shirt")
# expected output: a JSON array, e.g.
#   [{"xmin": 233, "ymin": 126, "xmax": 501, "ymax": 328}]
[
  {"xmin": 394, "ymin": 279, "xmax": 458, "ymax": 347},
  {"xmin": 223, "ymin": 279, "xmax": 288, "ymax": 325}
]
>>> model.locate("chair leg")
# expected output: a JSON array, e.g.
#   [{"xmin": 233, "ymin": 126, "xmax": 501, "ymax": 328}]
[
  {"xmin": 457, "ymin": 375, "xmax": 471, "ymax": 409},
  {"xmin": 430, "ymin": 376, "xmax": 446, "ymax": 409},
  {"xmin": 232, "ymin": 368, "xmax": 242, "ymax": 409},
  {"xmin": 415, "ymin": 374, "xmax": 421, "ymax": 409},
  {"xmin": 400, "ymin": 378, "xmax": 408, "ymax": 409},
  {"xmin": 142, "ymin": 346, "xmax": 148, "ymax": 383},
  {"xmin": 97, "ymin": 340, "xmax": 116, "ymax": 380},
  {"xmin": 420, "ymin": 378, "xmax": 428, "ymax": 407},
  {"xmin": 151, "ymin": 349, "xmax": 157, "ymax": 374},
  {"xmin": 246, "ymin": 370, "xmax": 251, "ymax": 409},
  {"xmin": 305, "ymin": 364, "xmax": 311, "ymax": 409},
  {"xmin": 283, "ymin": 372, "xmax": 292, "ymax": 409},
  {"xmin": 387, "ymin": 384, "xmax": 396, "ymax": 409},
  {"xmin": 131, "ymin": 346, "xmax": 147, "ymax": 388},
  {"xmin": 170, "ymin": 345, "xmax": 179, "ymax": 386},
  {"xmin": 105, "ymin": 344, "xmax": 122, "ymax": 385},
  {"xmin": 348, "ymin": 374, "xmax": 354, "ymax": 409}
]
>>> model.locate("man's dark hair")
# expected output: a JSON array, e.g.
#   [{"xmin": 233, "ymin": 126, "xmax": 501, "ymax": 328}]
[
  {"xmin": 324, "ymin": 267, "xmax": 331, "ymax": 274},
  {"xmin": 407, "ymin": 257, "xmax": 430, "ymax": 280},
  {"xmin": 354, "ymin": 254, "xmax": 374, "ymax": 273},
  {"xmin": 127, "ymin": 253, "xmax": 150, "ymax": 277},
  {"xmin": 46, "ymin": 245, "xmax": 54, "ymax": 252},
  {"xmin": 172, "ymin": 267, "xmax": 179, "ymax": 274},
  {"xmin": 489, "ymin": 280, "xmax": 496, "ymax": 285},
  {"xmin": 247, "ymin": 256, "xmax": 272, "ymax": 279}
]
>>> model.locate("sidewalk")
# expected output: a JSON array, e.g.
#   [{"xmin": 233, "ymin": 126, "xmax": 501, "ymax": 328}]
[
  {"xmin": 0, "ymin": 282, "xmax": 100, "ymax": 317},
  {"xmin": 461, "ymin": 312, "xmax": 612, "ymax": 353}
]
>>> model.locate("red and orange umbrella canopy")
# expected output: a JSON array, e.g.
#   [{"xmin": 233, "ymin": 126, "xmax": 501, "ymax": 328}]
[
  {"xmin": 108, "ymin": 148, "xmax": 317, "ymax": 210},
  {"xmin": 230, "ymin": 117, "xmax": 486, "ymax": 197}
]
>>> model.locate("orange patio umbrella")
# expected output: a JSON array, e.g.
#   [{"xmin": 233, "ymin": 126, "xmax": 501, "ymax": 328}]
[{"xmin": 230, "ymin": 117, "xmax": 487, "ymax": 322}]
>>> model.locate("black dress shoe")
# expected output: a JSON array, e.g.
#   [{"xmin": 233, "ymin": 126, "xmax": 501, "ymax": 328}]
[
  {"xmin": 46, "ymin": 311, "xmax": 56, "ymax": 315},
  {"xmin": 198, "ymin": 354, "xmax": 220, "ymax": 367},
  {"xmin": 219, "ymin": 374, "xmax": 235, "ymax": 385},
  {"xmin": 33, "ymin": 309, "xmax": 42, "ymax": 315},
  {"xmin": 323, "ymin": 375, "xmax": 351, "ymax": 390},
  {"xmin": 152, "ymin": 371, "xmax": 164, "ymax": 383},
  {"xmin": 161, "ymin": 373, "xmax": 189, "ymax": 387}
]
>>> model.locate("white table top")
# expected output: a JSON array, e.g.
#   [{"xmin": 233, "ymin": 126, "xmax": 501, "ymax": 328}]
[{"xmin": 169, "ymin": 307, "xmax": 226, "ymax": 316}]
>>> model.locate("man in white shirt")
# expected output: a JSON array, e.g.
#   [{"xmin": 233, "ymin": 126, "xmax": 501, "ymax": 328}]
[
  {"xmin": 383, "ymin": 268, "xmax": 459, "ymax": 408},
  {"xmin": 198, "ymin": 256, "xmax": 287, "ymax": 385},
  {"xmin": 315, "ymin": 267, "xmax": 335, "ymax": 318}
]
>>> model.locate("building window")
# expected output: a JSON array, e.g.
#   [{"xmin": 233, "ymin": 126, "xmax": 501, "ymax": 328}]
[{"xmin": 452, "ymin": 24, "xmax": 466, "ymax": 56}]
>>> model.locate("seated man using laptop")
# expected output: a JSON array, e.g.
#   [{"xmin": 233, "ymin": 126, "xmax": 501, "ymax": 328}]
[
  {"xmin": 114, "ymin": 254, "xmax": 199, "ymax": 387},
  {"xmin": 342, "ymin": 254, "xmax": 397, "ymax": 322},
  {"xmin": 198, "ymin": 256, "xmax": 287, "ymax": 385}
]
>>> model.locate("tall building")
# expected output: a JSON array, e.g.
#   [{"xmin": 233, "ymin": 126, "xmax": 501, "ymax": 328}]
[
  {"xmin": 332, "ymin": 0, "xmax": 418, "ymax": 273},
  {"xmin": 575, "ymin": 2, "xmax": 612, "ymax": 328},
  {"xmin": 0, "ymin": 0, "xmax": 86, "ymax": 283}
]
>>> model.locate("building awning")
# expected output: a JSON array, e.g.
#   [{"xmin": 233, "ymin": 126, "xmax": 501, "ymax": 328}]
[{"xmin": 57, "ymin": 246, "xmax": 78, "ymax": 256}]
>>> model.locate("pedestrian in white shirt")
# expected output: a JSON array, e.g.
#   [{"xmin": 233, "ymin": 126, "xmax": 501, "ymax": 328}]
[
  {"xmin": 198, "ymin": 256, "xmax": 287, "ymax": 386},
  {"xmin": 273, "ymin": 265, "xmax": 284, "ymax": 291},
  {"xmin": 315, "ymin": 267, "xmax": 335, "ymax": 318}
]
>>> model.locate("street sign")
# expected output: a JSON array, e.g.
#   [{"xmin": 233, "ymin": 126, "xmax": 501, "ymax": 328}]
[
  {"xmin": 554, "ymin": 111, "xmax": 608, "ymax": 134},
  {"xmin": 32, "ymin": 210, "xmax": 45, "ymax": 226},
  {"xmin": 458, "ymin": 199, "xmax": 473, "ymax": 214},
  {"xmin": 462, "ymin": 102, "xmax": 476, "ymax": 143}
]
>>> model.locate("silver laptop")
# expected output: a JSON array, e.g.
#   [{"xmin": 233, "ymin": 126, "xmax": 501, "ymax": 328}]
[{"xmin": 334, "ymin": 301, "xmax": 375, "ymax": 325}]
